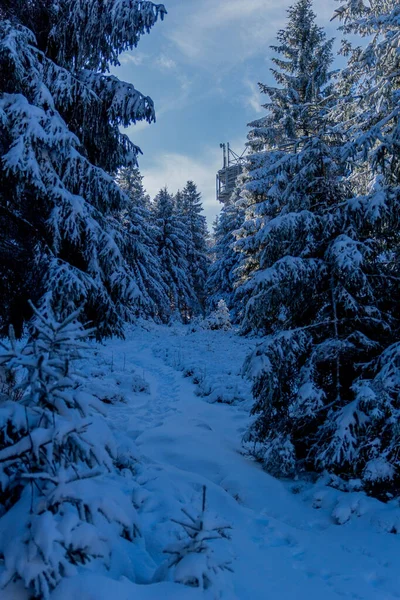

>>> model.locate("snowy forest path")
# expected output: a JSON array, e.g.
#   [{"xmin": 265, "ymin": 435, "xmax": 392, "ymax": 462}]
[{"xmin": 98, "ymin": 326, "xmax": 400, "ymax": 600}]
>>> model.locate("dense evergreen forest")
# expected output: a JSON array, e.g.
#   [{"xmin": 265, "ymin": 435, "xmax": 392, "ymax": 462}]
[{"xmin": 0, "ymin": 0, "xmax": 399, "ymax": 598}]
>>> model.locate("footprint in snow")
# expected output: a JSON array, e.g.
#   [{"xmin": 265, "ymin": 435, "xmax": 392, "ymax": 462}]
[{"xmin": 189, "ymin": 419, "xmax": 213, "ymax": 430}]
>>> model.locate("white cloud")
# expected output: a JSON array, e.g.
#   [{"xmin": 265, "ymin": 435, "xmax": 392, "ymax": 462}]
[
  {"xmin": 168, "ymin": 0, "xmax": 286, "ymax": 64},
  {"xmin": 156, "ymin": 54, "xmax": 177, "ymax": 70},
  {"xmin": 167, "ymin": 0, "xmax": 339, "ymax": 68},
  {"xmin": 119, "ymin": 52, "xmax": 147, "ymax": 66},
  {"xmin": 245, "ymin": 80, "xmax": 264, "ymax": 114}
]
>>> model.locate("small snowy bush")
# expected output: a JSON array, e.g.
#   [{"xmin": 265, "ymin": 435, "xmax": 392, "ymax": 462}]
[
  {"xmin": 131, "ymin": 372, "xmax": 150, "ymax": 394},
  {"xmin": 205, "ymin": 300, "xmax": 231, "ymax": 331},
  {"xmin": 155, "ymin": 486, "xmax": 234, "ymax": 597},
  {"xmin": 155, "ymin": 330, "xmax": 252, "ymax": 405},
  {"xmin": 0, "ymin": 305, "xmax": 140, "ymax": 598}
]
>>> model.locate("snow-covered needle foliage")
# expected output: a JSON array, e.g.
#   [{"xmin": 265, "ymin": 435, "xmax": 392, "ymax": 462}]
[
  {"xmin": 206, "ymin": 184, "xmax": 245, "ymax": 319},
  {"xmin": 234, "ymin": 0, "xmax": 400, "ymax": 496},
  {"xmin": 116, "ymin": 166, "xmax": 171, "ymax": 322},
  {"xmin": 155, "ymin": 486, "xmax": 233, "ymax": 597},
  {"xmin": 152, "ymin": 187, "xmax": 198, "ymax": 321},
  {"xmin": 0, "ymin": 0, "xmax": 166, "ymax": 337},
  {"xmin": 205, "ymin": 300, "xmax": 232, "ymax": 332},
  {"xmin": 0, "ymin": 305, "xmax": 139, "ymax": 597},
  {"xmin": 180, "ymin": 181, "xmax": 210, "ymax": 313},
  {"xmin": 235, "ymin": 0, "xmax": 336, "ymax": 324}
]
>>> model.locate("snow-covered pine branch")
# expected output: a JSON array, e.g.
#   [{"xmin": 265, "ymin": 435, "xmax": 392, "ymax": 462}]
[
  {"xmin": 0, "ymin": 305, "xmax": 140, "ymax": 598},
  {"xmin": 236, "ymin": 0, "xmax": 400, "ymax": 494},
  {"xmin": 152, "ymin": 187, "xmax": 198, "ymax": 322},
  {"xmin": 116, "ymin": 166, "xmax": 171, "ymax": 321},
  {"xmin": 181, "ymin": 181, "xmax": 210, "ymax": 314},
  {"xmin": 154, "ymin": 486, "xmax": 234, "ymax": 598},
  {"xmin": 206, "ymin": 183, "xmax": 245, "ymax": 320},
  {"xmin": 0, "ymin": 1, "xmax": 166, "ymax": 337}
]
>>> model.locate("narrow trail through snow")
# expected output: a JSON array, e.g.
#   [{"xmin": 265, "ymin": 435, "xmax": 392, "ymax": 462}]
[{"xmin": 100, "ymin": 327, "xmax": 400, "ymax": 600}]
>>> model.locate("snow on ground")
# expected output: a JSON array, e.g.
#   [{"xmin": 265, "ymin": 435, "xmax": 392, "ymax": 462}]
[
  {"xmin": 154, "ymin": 324, "xmax": 254, "ymax": 405},
  {"xmin": 5, "ymin": 324, "xmax": 400, "ymax": 599}
]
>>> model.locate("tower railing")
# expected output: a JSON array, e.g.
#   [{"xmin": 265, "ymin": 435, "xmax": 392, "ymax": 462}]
[{"xmin": 216, "ymin": 143, "xmax": 248, "ymax": 203}]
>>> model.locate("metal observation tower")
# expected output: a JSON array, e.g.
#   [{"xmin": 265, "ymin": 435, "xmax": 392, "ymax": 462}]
[{"xmin": 216, "ymin": 143, "xmax": 248, "ymax": 204}]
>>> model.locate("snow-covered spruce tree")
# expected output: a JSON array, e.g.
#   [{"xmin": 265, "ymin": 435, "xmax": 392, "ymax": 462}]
[
  {"xmin": 235, "ymin": 0, "xmax": 335, "ymax": 322},
  {"xmin": 155, "ymin": 486, "xmax": 233, "ymax": 598},
  {"xmin": 116, "ymin": 165, "xmax": 151, "ymax": 211},
  {"xmin": 175, "ymin": 189, "xmax": 184, "ymax": 212},
  {"xmin": 181, "ymin": 181, "xmax": 210, "ymax": 312},
  {"xmin": 206, "ymin": 184, "xmax": 245, "ymax": 319},
  {"xmin": 237, "ymin": 0, "xmax": 354, "ymax": 471},
  {"xmin": 310, "ymin": 0, "xmax": 400, "ymax": 496},
  {"xmin": 116, "ymin": 166, "xmax": 170, "ymax": 321},
  {"xmin": 242, "ymin": 0, "xmax": 400, "ymax": 496},
  {"xmin": 246, "ymin": 0, "xmax": 334, "ymax": 151},
  {"xmin": 236, "ymin": 0, "xmax": 334, "ymax": 318},
  {"xmin": 0, "ymin": 1, "xmax": 166, "ymax": 337},
  {"xmin": 152, "ymin": 188, "xmax": 197, "ymax": 322},
  {"xmin": 347, "ymin": 342, "xmax": 400, "ymax": 499},
  {"xmin": 241, "ymin": 136, "xmax": 359, "ymax": 478},
  {"xmin": 205, "ymin": 300, "xmax": 232, "ymax": 332},
  {"xmin": 0, "ymin": 305, "xmax": 140, "ymax": 597},
  {"xmin": 234, "ymin": 148, "xmax": 287, "ymax": 323}
]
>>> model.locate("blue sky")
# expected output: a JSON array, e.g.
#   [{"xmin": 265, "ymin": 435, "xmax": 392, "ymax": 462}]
[{"xmin": 114, "ymin": 0, "xmax": 340, "ymax": 224}]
